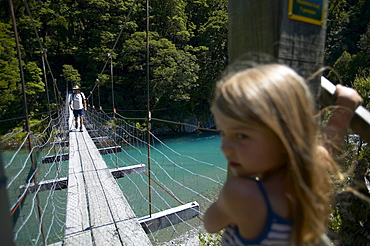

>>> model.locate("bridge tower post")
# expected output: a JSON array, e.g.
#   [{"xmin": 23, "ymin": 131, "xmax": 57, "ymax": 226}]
[
  {"xmin": 228, "ymin": 0, "xmax": 328, "ymax": 100},
  {"xmin": 227, "ymin": 0, "xmax": 329, "ymax": 180}
]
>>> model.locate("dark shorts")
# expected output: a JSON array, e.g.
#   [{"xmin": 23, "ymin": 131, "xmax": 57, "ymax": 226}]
[{"xmin": 73, "ymin": 108, "xmax": 84, "ymax": 117}]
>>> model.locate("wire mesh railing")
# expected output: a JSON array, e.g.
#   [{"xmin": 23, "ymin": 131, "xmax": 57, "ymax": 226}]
[{"xmin": 1, "ymin": 105, "xmax": 227, "ymax": 245}]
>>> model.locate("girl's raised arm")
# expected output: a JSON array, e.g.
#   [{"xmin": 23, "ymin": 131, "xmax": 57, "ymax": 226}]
[{"xmin": 324, "ymin": 84, "xmax": 363, "ymax": 153}]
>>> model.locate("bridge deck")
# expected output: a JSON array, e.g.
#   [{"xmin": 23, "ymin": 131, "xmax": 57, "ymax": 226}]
[{"xmin": 64, "ymin": 110, "xmax": 151, "ymax": 245}]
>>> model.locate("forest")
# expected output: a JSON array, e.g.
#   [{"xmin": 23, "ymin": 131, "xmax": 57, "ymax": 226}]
[{"xmin": 0, "ymin": 0, "xmax": 369, "ymax": 134}]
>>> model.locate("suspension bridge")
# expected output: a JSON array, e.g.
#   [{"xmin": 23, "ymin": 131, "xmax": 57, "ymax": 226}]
[
  {"xmin": 2, "ymin": 99, "xmax": 226, "ymax": 245},
  {"xmin": 61, "ymin": 106, "xmax": 151, "ymax": 245}
]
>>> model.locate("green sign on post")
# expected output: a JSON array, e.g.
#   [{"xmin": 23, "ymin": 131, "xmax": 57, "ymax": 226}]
[{"xmin": 288, "ymin": 0, "xmax": 325, "ymax": 26}]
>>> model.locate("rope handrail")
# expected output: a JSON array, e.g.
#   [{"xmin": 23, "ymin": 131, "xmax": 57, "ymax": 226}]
[{"xmin": 151, "ymin": 117, "xmax": 218, "ymax": 132}]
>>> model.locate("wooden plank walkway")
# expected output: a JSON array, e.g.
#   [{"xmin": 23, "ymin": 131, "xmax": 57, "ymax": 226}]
[
  {"xmin": 19, "ymin": 165, "xmax": 146, "ymax": 193},
  {"xmin": 64, "ymin": 110, "xmax": 152, "ymax": 245}
]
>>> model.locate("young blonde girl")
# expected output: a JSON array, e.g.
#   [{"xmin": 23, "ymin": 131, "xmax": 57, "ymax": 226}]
[{"xmin": 203, "ymin": 64, "xmax": 363, "ymax": 245}]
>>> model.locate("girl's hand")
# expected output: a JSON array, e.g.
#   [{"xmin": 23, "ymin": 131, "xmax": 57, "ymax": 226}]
[
  {"xmin": 335, "ymin": 84, "xmax": 363, "ymax": 112},
  {"xmin": 324, "ymin": 85, "xmax": 363, "ymax": 153}
]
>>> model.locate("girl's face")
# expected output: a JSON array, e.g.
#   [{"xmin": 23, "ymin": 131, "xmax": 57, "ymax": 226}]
[{"xmin": 215, "ymin": 113, "xmax": 287, "ymax": 178}]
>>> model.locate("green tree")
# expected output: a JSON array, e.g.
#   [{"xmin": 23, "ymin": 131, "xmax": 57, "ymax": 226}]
[
  {"xmin": 353, "ymin": 74, "xmax": 370, "ymax": 110},
  {"xmin": 326, "ymin": 0, "xmax": 370, "ymax": 67},
  {"xmin": 326, "ymin": 1, "xmax": 370, "ymax": 87},
  {"xmin": 0, "ymin": 22, "xmax": 19, "ymax": 90},
  {"xmin": 327, "ymin": 51, "xmax": 355, "ymax": 86},
  {"xmin": 0, "ymin": 22, "xmax": 21, "ymax": 121},
  {"xmin": 57, "ymin": 0, "xmax": 137, "ymax": 86},
  {"xmin": 61, "ymin": 64, "xmax": 81, "ymax": 88},
  {"xmin": 24, "ymin": 62, "xmax": 45, "ymax": 113},
  {"xmin": 119, "ymin": 31, "xmax": 199, "ymax": 111},
  {"xmin": 151, "ymin": 0, "xmax": 193, "ymax": 45},
  {"xmin": 354, "ymin": 23, "xmax": 370, "ymax": 77},
  {"xmin": 187, "ymin": 0, "xmax": 228, "ymax": 113}
]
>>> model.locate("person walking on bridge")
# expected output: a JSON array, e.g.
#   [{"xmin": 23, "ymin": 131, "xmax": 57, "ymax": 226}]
[{"xmin": 69, "ymin": 85, "xmax": 87, "ymax": 132}]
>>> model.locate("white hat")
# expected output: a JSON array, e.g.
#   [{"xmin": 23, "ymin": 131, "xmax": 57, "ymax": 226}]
[{"xmin": 72, "ymin": 85, "xmax": 80, "ymax": 90}]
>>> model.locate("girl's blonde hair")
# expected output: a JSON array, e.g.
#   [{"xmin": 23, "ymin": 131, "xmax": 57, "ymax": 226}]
[{"xmin": 212, "ymin": 64, "xmax": 338, "ymax": 246}]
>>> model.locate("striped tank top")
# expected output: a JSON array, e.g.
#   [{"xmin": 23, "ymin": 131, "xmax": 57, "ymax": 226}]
[{"xmin": 221, "ymin": 179, "xmax": 292, "ymax": 245}]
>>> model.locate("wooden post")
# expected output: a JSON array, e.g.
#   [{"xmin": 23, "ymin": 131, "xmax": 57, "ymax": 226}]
[
  {"xmin": 228, "ymin": 0, "xmax": 328, "ymax": 99},
  {"xmin": 228, "ymin": 0, "xmax": 370, "ymax": 141},
  {"xmin": 227, "ymin": 0, "xmax": 329, "ymax": 179}
]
